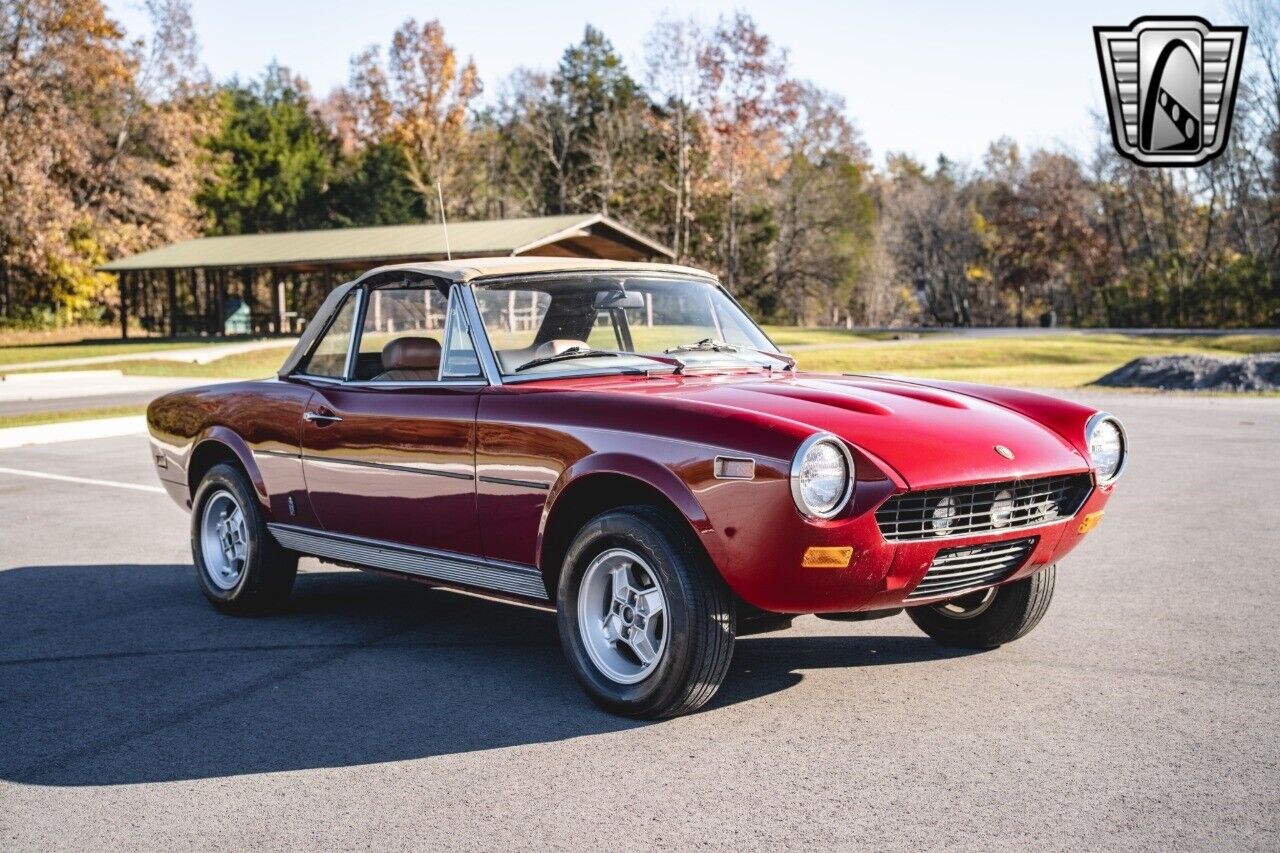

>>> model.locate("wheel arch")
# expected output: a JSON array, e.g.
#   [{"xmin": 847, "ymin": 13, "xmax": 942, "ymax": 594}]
[
  {"xmin": 186, "ymin": 429, "xmax": 269, "ymax": 510},
  {"xmin": 537, "ymin": 457, "xmax": 714, "ymax": 600}
]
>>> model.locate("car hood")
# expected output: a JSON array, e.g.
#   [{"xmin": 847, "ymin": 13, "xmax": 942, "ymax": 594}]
[{"xmin": 643, "ymin": 372, "xmax": 1090, "ymax": 489}]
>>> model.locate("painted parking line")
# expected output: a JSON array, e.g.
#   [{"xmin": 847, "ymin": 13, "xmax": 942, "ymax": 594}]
[{"xmin": 0, "ymin": 465, "xmax": 165, "ymax": 494}]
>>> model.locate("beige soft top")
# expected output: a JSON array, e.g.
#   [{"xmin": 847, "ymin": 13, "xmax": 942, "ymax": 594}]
[
  {"xmin": 279, "ymin": 256, "xmax": 719, "ymax": 377},
  {"xmin": 355, "ymin": 256, "xmax": 717, "ymax": 284}
]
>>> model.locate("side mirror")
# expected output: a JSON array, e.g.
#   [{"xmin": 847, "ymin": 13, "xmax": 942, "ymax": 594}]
[{"xmin": 593, "ymin": 290, "xmax": 646, "ymax": 311}]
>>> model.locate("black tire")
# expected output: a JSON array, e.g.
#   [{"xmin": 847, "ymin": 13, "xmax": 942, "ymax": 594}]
[
  {"xmin": 907, "ymin": 565, "xmax": 1056, "ymax": 649},
  {"xmin": 556, "ymin": 506, "xmax": 736, "ymax": 719},
  {"xmin": 191, "ymin": 462, "xmax": 297, "ymax": 615}
]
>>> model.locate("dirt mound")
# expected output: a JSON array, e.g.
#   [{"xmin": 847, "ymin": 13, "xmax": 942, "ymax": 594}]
[{"xmin": 1094, "ymin": 353, "xmax": 1280, "ymax": 392}]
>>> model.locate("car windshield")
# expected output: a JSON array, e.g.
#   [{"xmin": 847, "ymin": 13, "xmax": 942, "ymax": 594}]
[{"xmin": 473, "ymin": 275, "xmax": 786, "ymax": 378}]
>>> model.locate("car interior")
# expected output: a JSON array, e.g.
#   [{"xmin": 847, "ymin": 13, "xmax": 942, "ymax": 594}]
[
  {"xmin": 333, "ymin": 278, "xmax": 485, "ymax": 382},
  {"xmin": 485, "ymin": 288, "xmax": 638, "ymax": 373}
]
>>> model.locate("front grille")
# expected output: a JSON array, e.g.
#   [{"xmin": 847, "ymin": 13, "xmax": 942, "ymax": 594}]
[
  {"xmin": 907, "ymin": 537, "xmax": 1037, "ymax": 601},
  {"xmin": 875, "ymin": 474, "xmax": 1092, "ymax": 542}
]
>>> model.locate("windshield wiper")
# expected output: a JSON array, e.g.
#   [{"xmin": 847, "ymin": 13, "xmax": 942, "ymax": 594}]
[
  {"xmin": 514, "ymin": 347, "xmax": 620, "ymax": 372},
  {"xmin": 514, "ymin": 347, "xmax": 685, "ymax": 374},
  {"xmin": 664, "ymin": 338, "xmax": 796, "ymax": 370}
]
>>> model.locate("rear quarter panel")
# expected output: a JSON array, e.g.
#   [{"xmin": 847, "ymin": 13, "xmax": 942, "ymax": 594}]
[{"xmin": 147, "ymin": 379, "xmax": 315, "ymax": 524}]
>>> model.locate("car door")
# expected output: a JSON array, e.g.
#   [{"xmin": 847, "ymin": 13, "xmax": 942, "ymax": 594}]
[{"xmin": 295, "ymin": 280, "xmax": 486, "ymax": 556}]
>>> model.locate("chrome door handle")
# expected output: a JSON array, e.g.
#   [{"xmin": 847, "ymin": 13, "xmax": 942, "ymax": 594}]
[{"xmin": 304, "ymin": 411, "xmax": 343, "ymax": 424}]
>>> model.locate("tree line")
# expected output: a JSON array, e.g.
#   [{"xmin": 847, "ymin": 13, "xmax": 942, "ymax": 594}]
[{"xmin": 2, "ymin": 0, "xmax": 1279, "ymax": 330}]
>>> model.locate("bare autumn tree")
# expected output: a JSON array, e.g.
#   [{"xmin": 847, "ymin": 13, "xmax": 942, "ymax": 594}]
[
  {"xmin": 881, "ymin": 156, "xmax": 988, "ymax": 326},
  {"xmin": 492, "ymin": 68, "xmax": 576, "ymax": 214},
  {"xmin": 94, "ymin": 1, "xmax": 210, "ymax": 259},
  {"xmin": 0, "ymin": 0, "xmax": 208, "ymax": 323},
  {"xmin": 698, "ymin": 12, "xmax": 797, "ymax": 292},
  {"xmin": 644, "ymin": 16, "xmax": 704, "ymax": 261},
  {"xmin": 337, "ymin": 18, "xmax": 481, "ymax": 218},
  {"xmin": 770, "ymin": 83, "xmax": 876, "ymax": 324},
  {"xmin": 978, "ymin": 143, "xmax": 1108, "ymax": 325}
]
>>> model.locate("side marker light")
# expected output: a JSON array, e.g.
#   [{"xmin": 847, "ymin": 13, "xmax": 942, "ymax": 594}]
[
  {"xmin": 802, "ymin": 546, "xmax": 854, "ymax": 568},
  {"xmin": 1078, "ymin": 511, "xmax": 1104, "ymax": 534}
]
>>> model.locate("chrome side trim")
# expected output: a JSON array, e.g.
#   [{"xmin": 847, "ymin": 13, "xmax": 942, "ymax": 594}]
[
  {"xmin": 299, "ymin": 454, "xmax": 474, "ymax": 481},
  {"xmin": 342, "ymin": 287, "xmax": 365, "ymax": 381},
  {"xmin": 255, "ymin": 449, "xmax": 299, "ymax": 460},
  {"xmin": 478, "ymin": 474, "xmax": 551, "ymax": 490},
  {"xmin": 338, "ymin": 380, "xmax": 487, "ymax": 390},
  {"xmin": 268, "ymin": 523, "xmax": 548, "ymax": 601},
  {"xmin": 459, "ymin": 284, "xmax": 504, "ymax": 386}
]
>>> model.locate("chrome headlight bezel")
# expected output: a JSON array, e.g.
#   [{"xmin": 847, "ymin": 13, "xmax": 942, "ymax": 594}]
[
  {"xmin": 1085, "ymin": 412, "xmax": 1127, "ymax": 484},
  {"xmin": 789, "ymin": 433, "xmax": 855, "ymax": 520}
]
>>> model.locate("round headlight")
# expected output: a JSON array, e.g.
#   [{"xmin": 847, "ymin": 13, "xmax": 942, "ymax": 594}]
[
  {"xmin": 989, "ymin": 489, "xmax": 1014, "ymax": 528},
  {"xmin": 930, "ymin": 495, "xmax": 959, "ymax": 535},
  {"xmin": 1086, "ymin": 413, "xmax": 1126, "ymax": 483},
  {"xmin": 790, "ymin": 434, "xmax": 854, "ymax": 519}
]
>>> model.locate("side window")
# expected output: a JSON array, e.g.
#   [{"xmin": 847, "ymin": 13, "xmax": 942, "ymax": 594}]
[
  {"xmin": 301, "ymin": 293, "xmax": 358, "ymax": 378},
  {"xmin": 440, "ymin": 294, "xmax": 483, "ymax": 380},
  {"xmin": 356, "ymin": 285, "xmax": 448, "ymax": 381}
]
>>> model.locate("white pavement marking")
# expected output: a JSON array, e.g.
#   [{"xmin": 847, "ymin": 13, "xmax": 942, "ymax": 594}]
[
  {"xmin": 0, "ymin": 465, "xmax": 165, "ymax": 494},
  {"xmin": 0, "ymin": 416, "xmax": 147, "ymax": 449}
]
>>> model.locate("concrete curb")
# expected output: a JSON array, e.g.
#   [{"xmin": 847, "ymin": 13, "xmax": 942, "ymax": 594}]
[{"xmin": 0, "ymin": 416, "xmax": 147, "ymax": 450}]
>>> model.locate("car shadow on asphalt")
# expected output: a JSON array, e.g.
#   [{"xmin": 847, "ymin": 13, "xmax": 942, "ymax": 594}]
[{"xmin": 0, "ymin": 563, "xmax": 980, "ymax": 786}]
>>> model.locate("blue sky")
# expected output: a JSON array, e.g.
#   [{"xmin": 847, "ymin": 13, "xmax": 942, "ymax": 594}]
[{"xmin": 106, "ymin": 0, "xmax": 1226, "ymax": 165}]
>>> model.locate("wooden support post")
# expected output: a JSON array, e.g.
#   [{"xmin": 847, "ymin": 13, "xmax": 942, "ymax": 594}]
[
  {"xmin": 271, "ymin": 270, "xmax": 285, "ymax": 335},
  {"xmin": 119, "ymin": 272, "xmax": 130, "ymax": 339},
  {"xmin": 216, "ymin": 269, "xmax": 228, "ymax": 336},
  {"xmin": 166, "ymin": 269, "xmax": 178, "ymax": 338},
  {"xmin": 239, "ymin": 267, "xmax": 254, "ymax": 334},
  {"xmin": 190, "ymin": 269, "xmax": 203, "ymax": 335}
]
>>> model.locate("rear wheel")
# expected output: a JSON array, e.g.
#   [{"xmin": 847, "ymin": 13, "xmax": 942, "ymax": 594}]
[
  {"xmin": 192, "ymin": 463, "xmax": 297, "ymax": 614},
  {"xmin": 556, "ymin": 507, "xmax": 735, "ymax": 719},
  {"xmin": 907, "ymin": 565, "xmax": 1055, "ymax": 649}
]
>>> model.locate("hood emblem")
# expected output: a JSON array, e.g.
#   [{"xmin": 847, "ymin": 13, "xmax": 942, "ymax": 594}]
[{"xmin": 994, "ymin": 445, "xmax": 1015, "ymax": 460}]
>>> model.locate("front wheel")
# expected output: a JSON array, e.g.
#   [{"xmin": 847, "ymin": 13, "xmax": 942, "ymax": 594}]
[
  {"xmin": 907, "ymin": 565, "xmax": 1056, "ymax": 649},
  {"xmin": 556, "ymin": 507, "xmax": 736, "ymax": 719},
  {"xmin": 192, "ymin": 462, "xmax": 297, "ymax": 615}
]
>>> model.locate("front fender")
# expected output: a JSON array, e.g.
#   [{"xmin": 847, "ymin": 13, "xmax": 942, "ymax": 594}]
[
  {"xmin": 543, "ymin": 451, "xmax": 712, "ymax": 531},
  {"xmin": 536, "ymin": 451, "xmax": 713, "ymax": 571},
  {"xmin": 186, "ymin": 427, "xmax": 271, "ymax": 510}
]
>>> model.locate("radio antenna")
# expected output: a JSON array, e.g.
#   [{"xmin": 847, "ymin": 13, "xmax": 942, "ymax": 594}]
[{"xmin": 436, "ymin": 179, "xmax": 452, "ymax": 261}]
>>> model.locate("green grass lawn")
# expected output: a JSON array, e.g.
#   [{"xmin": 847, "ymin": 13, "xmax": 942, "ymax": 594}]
[
  {"xmin": 11, "ymin": 346, "xmax": 298, "ymax": 379},
  {"xmin": 790, "ymin": 333, "xmax": 1280, "ymax": 387},
  {"xmin": 6, "ymin": 330, "xmax": 1279, "ymax": 391},
  {"xmin": 760, "ymin": 326, "xmax": 928, "ymax": 346}
]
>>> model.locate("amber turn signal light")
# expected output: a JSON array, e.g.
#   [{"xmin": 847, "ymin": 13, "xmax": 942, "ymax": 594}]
[
  {"xmin": 802, "ymin": 546, "xmax": 854, "ymax": 568},
  {"xmin": 1078, "ymin": 511, "xmax": 1105, "ymax": 534}
]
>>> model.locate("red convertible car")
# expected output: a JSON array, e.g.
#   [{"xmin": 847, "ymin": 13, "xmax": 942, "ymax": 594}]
[{"xmin": 147, "ymin": 257, "xmax": 1126, "ymax": 718}]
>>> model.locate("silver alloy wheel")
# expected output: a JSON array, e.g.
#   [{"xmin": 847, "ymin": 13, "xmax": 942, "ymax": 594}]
[
  {"xmin": 931, "ymin": 587, "xmax": 997, "ymax": 620},
  {"xmin": 577, "ymin": 548, "xmax": 669, "ymax": 685},
  {"xmin": 200, "ymin": 489, "xmax": 249, "ymax": 591}
]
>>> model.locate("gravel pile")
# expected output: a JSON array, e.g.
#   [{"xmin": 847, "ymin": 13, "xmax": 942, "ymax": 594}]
[{"xmin": 1094, "ymin": 353, "xmax": 1280, "ymax": 392}]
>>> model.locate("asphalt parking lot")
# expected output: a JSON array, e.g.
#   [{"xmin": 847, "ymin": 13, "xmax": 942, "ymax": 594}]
[{"xmin": 1, "ymin": 391, "xmax": 1277, "ymax": 851}]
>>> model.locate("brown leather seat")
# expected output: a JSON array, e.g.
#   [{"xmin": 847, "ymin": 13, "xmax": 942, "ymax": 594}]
[{"xmin": 374, "ymin": 336, "xmax": 441, "ymax": 381}]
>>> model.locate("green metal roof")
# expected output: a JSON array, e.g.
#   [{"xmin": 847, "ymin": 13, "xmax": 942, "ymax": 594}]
[{"xmin": 100, "ymin": 213, "xmax": 672, "ymax": 272}]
